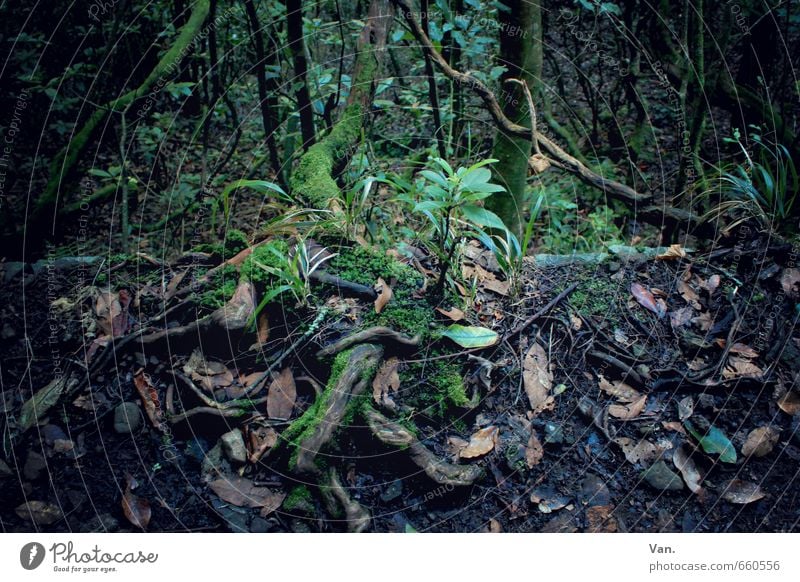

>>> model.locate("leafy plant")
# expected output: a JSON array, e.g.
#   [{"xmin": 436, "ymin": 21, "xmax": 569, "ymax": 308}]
[
  {"xmin": 701, "ymin": 128, "xmax": 798, "ymax": 233},
  {"xmin": 395, "ymin": 157, "xmax": 506, "ymax": 293}
]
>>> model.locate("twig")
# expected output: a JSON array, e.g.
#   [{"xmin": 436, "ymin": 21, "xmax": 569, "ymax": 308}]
[
  {"xmin": 316, "ymin": 327, "xmax": 421, "ymax": 357},
  {"xmin": 504, "ymin": 282, "xmax": 578, "ymax": 341}
]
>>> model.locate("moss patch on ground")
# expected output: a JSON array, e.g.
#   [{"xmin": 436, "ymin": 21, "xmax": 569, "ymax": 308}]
[
  {"xmin": 198, "ymin": 264, "xmax": 239, "ymax": 309},
  {"xmin": 401, "ymin": 357, "xmax": 469, "ymax": 419}
]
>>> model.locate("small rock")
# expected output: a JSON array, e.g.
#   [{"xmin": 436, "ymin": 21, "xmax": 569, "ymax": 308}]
[
  {"xmin": 0, "ymin": 458, "xmax": 12, "ymax": 477},
  {"xmin": 543, "ymin": 422, "xmax": 564, "ymax": 445},
  {"xmin": 380, "ymin": 479, "xmax": 403, "ymax": 502},
  {"xmin": 220, "ymin": 429, "xmax": 248, "ymax": 464},
  {"xmin": 113, "ymin": 402, "xmax": 142, "ymax": 434},
  {"xmin": 642, "ymin": 460, "xmax": 683, "ymax": 491},
  {"xmin": 23, "ymin": 451, "xmax": 47, "ymax": 480}
]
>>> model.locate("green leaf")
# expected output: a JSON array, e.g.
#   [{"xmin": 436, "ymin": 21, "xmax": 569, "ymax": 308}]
[
  {"xmin": 440, "ymin": 324, "xmax": 498, "ymax": 348},
  {"xmin": 459, "ymin": 167, "xmax": 492, "ymax": 190},
  {"xmin": 461, "ymin": 205, "xmax": 507, "ymax": 230},
  {"xmin": 684, "ymin": 419, "xmax": 737, "ymax": 463},
  {"xmin": 420, "ymin": 170, "xmax": 449, "ymax": 189}
]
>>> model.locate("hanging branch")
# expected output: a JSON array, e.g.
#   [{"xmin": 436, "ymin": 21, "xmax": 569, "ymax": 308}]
[{"xmin": 390, "ymin": 0, "xmax": 649, "ymax": 204}]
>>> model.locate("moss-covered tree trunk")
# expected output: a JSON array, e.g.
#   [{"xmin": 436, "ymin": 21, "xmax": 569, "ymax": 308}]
[
  {"xmin": 289, "ymin": 0, "xmax": 392, "ymax": 210},
  {"xmin": 486, "ymin": 0, "xmax": 542, "ymax": 236}
]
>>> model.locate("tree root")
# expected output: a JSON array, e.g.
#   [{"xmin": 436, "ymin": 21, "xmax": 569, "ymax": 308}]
[
  {"xmin": 364, "ymin": 406, "xmax": 482, "ymax": 487},
  {"xmin": 323, "ymin": 468, "xmax": 371, "ymax": 533},
  {"xmin": 287, "ymin": 344, "xmax": 384, "ymax": 476},
  {"xmin": 317, "ymin": 327, "xmax": 420, "ymax": 357}
]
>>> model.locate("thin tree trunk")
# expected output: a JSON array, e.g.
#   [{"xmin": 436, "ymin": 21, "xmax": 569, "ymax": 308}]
[
  {"xmin": 286, "ymin": 0, "xmax": 315, "ymax": 149},
  {"xmin": 421, "ymin": 0, "xmax": 446, "ymax": 158}
]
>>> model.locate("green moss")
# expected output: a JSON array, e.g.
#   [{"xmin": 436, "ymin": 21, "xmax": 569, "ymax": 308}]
[
  {"xmin": 566, "ymin": 272, "xmax": 623, "ymax": 322},
  {"xmin": 401, "ymin": 358, "xmax": 468, "ymax": 418},
  {"xmin": 290, "ymin": 103, "xmax": 365, "ymax": 208},
  {"xmin": 328, "ymin": 245, "xmax": 422, "ymax": 294},
  {"xmin": 283, "ymin": 485, "xmax": 314, "ymax": 512},
  {"xmin": 224, "ymin": 229, "xmax": 249, "ymax": 255},
  {"xmin": 240, "ymin": 239, "xmax": 290, "ymax": 284},
  {"xmin": 198, "ymin": 264, "xmax": 238, "ymax": 309}
]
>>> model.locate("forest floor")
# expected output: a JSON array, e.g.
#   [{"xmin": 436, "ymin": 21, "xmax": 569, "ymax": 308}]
[{"xmin": 2, "ymin": 227, "xmax": 799, "ymax": 533}]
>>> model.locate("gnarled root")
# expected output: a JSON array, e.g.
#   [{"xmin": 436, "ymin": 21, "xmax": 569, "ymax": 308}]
[
  {"xmin": 322, "ymin": 468, "xmax": 371, "ymax": 533},
  {"xmin": 364, "ymin": 406, "xmax": 482, "ymax": 487},
  {"xmin": 317, "ymin": 327, "xmax": 420, "ymax": 357},
  {"xmin": 289, "ymin": 344, "xmax": 384, "ymax": 475}
]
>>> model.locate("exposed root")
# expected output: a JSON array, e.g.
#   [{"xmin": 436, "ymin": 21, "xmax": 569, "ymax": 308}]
[
  {"xmin": 287, "ymin": 344, "xmax": 384, "ymax": 476},
  {"xmin": 316, "ymin": 327, "xmax": 420, "ymax": 358},
  {"xmin": 364, "ymin": 407, "xmax": 482, "ymax": 487},
  {"xmin": 326, "ymin": 468, "xmax": 371, "ymax": 533}
]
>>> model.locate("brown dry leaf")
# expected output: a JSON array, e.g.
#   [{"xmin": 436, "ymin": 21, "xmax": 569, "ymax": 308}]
[
  {"xmin": 655, "ymin": 244, "xmax": 687, "ymax": 260},
  {"xmin": 608, "ymin": 395, "xmax": 647, "ymax": 420},
  {"xmin": 528, "ymin": 153, "xmax": 551, "ymax": 174},
  {"xmin": 670, "ymin": 306, "xmax": 694, "ymax": 330},
  {"xmin": 614, "ymin": 437, "xmax": 664, "ymax": 464},
  {"xmin": 631, "ymin": 282, "xmax": 665, "ymax": 318},
  {"xmin": 184, "ymin": 350, "xmax": 234, "ymax": 391},
  {"xmin": 256, "ymin": 312, "xmax": 270, "ymax": 344},
  {"xmin": 678, "ymin": 280, "xmax": 702, "ymax": 310},
  {"xmin": 700, "ymin": 274, "xmax": 721, "ymax": 296},
  {"xmin": 122, "ymin": 474, "xmax": 151, "ymax": 530},
  {"xmin": 523, "ymin": 343, "xmax": 554, "ymax": 415},
  {"xmin": 742, "ymin": 426, "xmax": 780, "ymax": 458},
  {"xmin": 720, "ymin": 479, "xmax": 765, "ymax": 504},
  {"xmin": 165, "ymin": 270, "xmax": 188, "ymax": 300},
  {"xmin": 586, "ymin": 505, "xmax": 618, "ymax": 532},
  {"xmin": 209, "ymin": 477, "xmax": 286, "ymax": 516},
  {"xmin": 722, "ymin": 356, "xmax": 763, "ymax": 380},
  {"xmin": 777, "ymin": 391, "xmax": 800, "ymax": 415},
  {"xmin": 15, "ymin": 500, "xmax": 63, "ymax": 526},
  {"xmin": 95, "ymin": 289, "xmax": 131, "ymax": 337},
  {"xmin": 215, "ymin": 281, "xmax": 256, "ymax": 330},
  {"xmin": 673, "ymin": 444, "xmax": 704, "ymax": 495},
  {"xmin": 525, "ymin": 430, "xmax": 544, "ymax": 468},
  {"xmin": 372, "ymin": 357, "xmax": 401, "ymax": 410},
  {"xmin": 692, "ymin": 312, "xmax": 714, "ymax": 331},
  {"xmin": 462, "ymin": 263, "xmax": 509, "ymax": 296},
  {"xmin": 569, "ymin": 314, "xmax": 583, "ymax": 330},
  {"xmin": 662, "ymin": 421, "xmax": 686, "ymax": 434},
  {"xmin": 374, "ymin": 277, "xmax": 393, "ymax": 314},
  {"xmin": 459, "ymin": 426, "xmax": 499, "ymax": 459},
  {"xmin": 247, "ymin": 425, "xmax": 278, "ymax": 463},
  {"xmin": 133, "ymin": 369, "xmax": 163, "ymax": 429},
  {"xmin": 436, "ymin": 306, "xmax": 465, "ymax": 321},
  {"xmin": 780, "ymin": 268, "xmax": 800, "ymax": 298},
  {"xmin": 729, "ymin": 343, "xmax": 759, "ymax": 358},
  {"xmin": 598, "ymin": 375, "xmax": 642, "ymax": 403},
  {"xmin": 266, "ymin": 368, "xmax": 296, "ymax": 420},
  {"xmin": 240, "ymin": 372, "xmax": 263, "ymax": 388},
  {"xmin": 488, "ymin": 518, "xmax": 503, "ymax": 533}
]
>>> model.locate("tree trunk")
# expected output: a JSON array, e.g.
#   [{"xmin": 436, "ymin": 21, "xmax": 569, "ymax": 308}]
[
  {"xmin": 486, "ymin": 0, "xmax": 542, "ymax": 236},
  {"xmin": 286, "ymin": 0, "xmax": 315, "ymax": 150}
]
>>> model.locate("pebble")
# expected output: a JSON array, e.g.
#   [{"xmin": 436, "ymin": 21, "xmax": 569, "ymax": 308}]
[
  {"xmin": 220, "ymin": 429, "xmax": 248, "ymax": 464},
  {"xmin": 113, "ymin": 402, "xmax": 142, "ymax": 434},
  {"xmin": 642, "ymin": 460, "xmax": 684, "ymax": 491},
  {"xmin": 544, "ymin": 422, "xmax": 564, "ymax": 445}
]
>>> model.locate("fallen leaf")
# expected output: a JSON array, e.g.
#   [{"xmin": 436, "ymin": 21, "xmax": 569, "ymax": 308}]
[
  {"xmin": 678, "ymin": 280, "xmax": 702, "ymax": 310},
  {"xmin": 436, "ymin": 306, "xmax": 465, "ymax": 321},
  {"xmin": 531, "ymin": 486, "xmax": 572, "ymax": 513},
  {"xmin": 133, "ymin": 369, "xmax": 163, "ymax": 430},
  {"xmin": 209, "ymin": 477, "xmax": 286, "ymax": 516},
  {"xmin": 729, "ymin": 343, "xmax": 759, "ymax": 358},
  {"xmin": 692, "ymin": 312, "xmax": 714, "ymax": 331},
  {"xmin": 462, "ymin": 263, "xmax": 509, "ymax": 296},
  {"xmin": 525, "ymin": 430, "xmax": 544, "ymax": 468},
  {"xmin": 631, "ymin": 283, "xmax": 666, "ymax": 318},
  {"xmin": 608, "ymin": 395, "xmax": 647, "ymax": 420},
  {"xmin": 459, "ymin": 426, "xmax": 499, "ymax": 459},
  {"xmin": 700, "ymin": 274, "xmax": 720, "ymax": 296},
  {"xmin": 95, "ymin": 289, "xmax": 131, "ymax": 337},
  {"xmin": 184, "ymin": 350, "xmax": 234, "ymax": 392},
  {"xmin": 655, "ymin": 244, "xmax": 687, "ymax": 260},
  {"xmin": 488, "ymin": 518, "xmax": 503, "ymax": 533},
  {"xmin": 374, "ymin": 277, "xmax": 393, "ymax": 314},
  {"xmin": 722, "ymin": 356, "xmax": 763, "ymax": 380},
  {"xmin": 677, "ymin": 396, "xmax": 694, "ymax": 421},
  {"xmin": 121, "ymin": 474, "xmax": 151, "ymax": 530},
  {"xmin": 372, "ymin": 357, "xmax": 400, "ymax": 410},
  {"xmin": 780, "ymin": 268, "xmax": 800, "ymax": 298},
  {"xmin": 720, "ymin": 479, "xmax": 765, "ymax": 504},
  {"xmin": 672, "ymin": 444, "xmax": 704, "ymax": 494},
  {"xmin": 440, "ymin": 324, "xmax": 498, "ymax": 348},
  {"xmin": 256, "ymin": 312, "xmax": 270, "ymax": 344},
  {"xmin": 662, "ymin": 421, "xmax": 686, "ymax": 434},
  {"xmin": 670, "ymin": 306, "xmax": 694, "ymax": 330},
  {"xmin": 266, "ymin": 368, "xmax": 296, "ymax": 420},
  {"xmin": 614, "ymin": 437, "xmax": 664, "ymax": 464},
  {"xmin": 586, "ymin": 505, "xmax": 618, "ymax": 532},
  {"xmin": 684, "ymin": 419, "xmax": 737, "ymax": 463},
  {"xmin": 741, "ymin": 426, "xmax": 780, "ymax": 458},
  {"xmin": 15, "ymin": 500, "xmax": 63, "ymax": 526},
  {"xmin": 569, "ymin": 314, "xmax": 583, "ymax": 330},
  {"xmin": 598, "ymin": 375, "xmax": 642, "ymax": 402},
  {"xmin": 19, "ymin": 376, "xmax": 74, "ymax": 432},
  {"xmin": 247, "ymin": 425, "xmax": 278, "ymax": 463},
  {"xmin": 777, "ymin": 391, "xmax": 800, "ymax": 415},
  {"xmin": 523, "ymin": 343, "xmax": 554, "ymax": 415}
]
